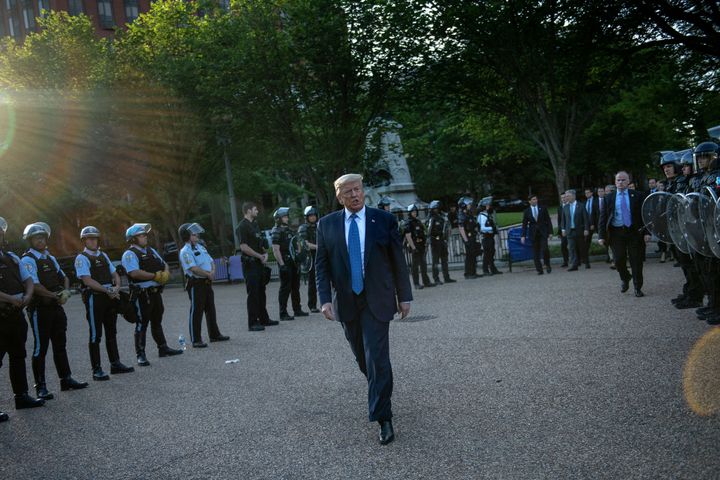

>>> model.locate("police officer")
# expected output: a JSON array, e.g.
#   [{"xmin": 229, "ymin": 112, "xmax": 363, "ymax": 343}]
[
  {"xmin": 237, "ymin": 202, "xmax": 277, "ymax": 331},
  {"xmin": 21, "ymin": 222, "xmax": 88, "ymax": 399},
  {"xmin": 479, "ymin": 203, "xmax": 502, "ymax": 275},
  {"xmin": 378, "ymin": 197, "xmax": 392, "ymax": 212},
  {"xmin": 121, "ymin": 223, "xmax": 182, "ymax": 366},
  {"xmin": 458, "ymin": 197, "xmax": 480, "ymax": 279},
  {"xmin": 75, "ymin": 226, "xmax": 134, "ymax": 381},
  {"xmin": 272, "ymin": 208, "xmax": 308, "ymax": 320},
  {"xmin": 427, "ymin": 200, "xmax": 456, "ymax": 285},
  {"xmin": 403, "ymin": 204, "xmax": 434, "ymax": 289},
  {"xmin": 297, "ymin": 206, "xmax": 320, "ymax": 313},
  {"xmin": 0, "ymin": 217, "xmax": 45, "ymax": 420},
  {"xmin": 179, "ymin": 223, "xmax": 229, "ymax": 348}
]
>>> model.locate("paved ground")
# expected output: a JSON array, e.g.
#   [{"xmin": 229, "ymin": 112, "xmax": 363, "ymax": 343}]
[{"xmin": 1, "ymin": 260, "xmax": 719, "ymax": 479}]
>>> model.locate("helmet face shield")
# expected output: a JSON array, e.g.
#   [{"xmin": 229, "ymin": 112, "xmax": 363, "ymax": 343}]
[
  {"xmin": 187, "ymin": 223, "xmax": 205, "ymax": 236},
  {"xmin": 125, "ymin": 223, "xmax": 151, "ymax": 242},
  {"xmin": 0, "ymin": 217, "xmax": 7, "ymax": 234},
  {"xmin": 23, "ymin": 222, "xmax": 51, "ymax": 240},
  {"xmin": 80, "ymin": 226, "xmax": 101, "ymax": 239}
]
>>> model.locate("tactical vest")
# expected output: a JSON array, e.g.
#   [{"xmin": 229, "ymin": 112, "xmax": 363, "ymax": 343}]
[
  {"xmin": 405, "ymin": 217, "xmax": 426, "ymax": 245},
  {"xmin": 23, "ymin": 251, "xmax": 62, "ymax": 292},
  {"xmin": 82, "ymin": 251, "xmax": 113, "ymax": 285},
  {"xmin": 0, "ymin": 253, "xmax": 24, "ymax": 296},
  {"xmin": 272, "ymin": 225, "xmax": 293, "ymax": 256},
  {"xmin": 299, "ymin": 223, "xmax": 317, "ymax": 244},
  {"xmin": 461, "ymin": 213, "xmax": 477, "ymax": 238},
  {"xmin": 428, "ymin": 214, "xmax": 446, "ymax": 240},
  {"xmin": 128, "ymin": 247, "xmax": 164, "ymax": 283}
]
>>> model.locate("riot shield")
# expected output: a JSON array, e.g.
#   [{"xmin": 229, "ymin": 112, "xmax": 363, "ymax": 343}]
[
  {"xmin": 699, "ymin": 187, "xmax": 720, "ymax": 258},
  {"xmin": 641, "ymin": 192, "xmax": 673, "ymax": 243},
  {"xmin": 667, "ymin": 194, "xmax": 691, "ymax": 254},
  {"xmin": 683, "ymin": 192, "xmax": 714, "ymax": 257}
]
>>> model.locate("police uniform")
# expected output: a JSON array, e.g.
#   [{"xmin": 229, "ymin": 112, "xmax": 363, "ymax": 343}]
[
  {"xmin": 478, "ymin": 209, "xmax": 501, "ymax": 275},
  {"xmin": 0, "ymin": 249, "xmax": 45, "ymax": 411},
  {"xmin": 458, "ymin": 205, "xmax": 479, "ymax": 278},
  {"xmin": 22, "ymin": 248, "xmax": 87, "ymax": 396},
  {"xmin": 179, "ymin": 242, "xmax": 225, "ymax": 345},
  {"xmin": 272, "ymin": 221, "xmax": 306, "ymax": 319},
  {"xmin": 404, "ymin": 212, "xmax": 433, "ymax": 288},
  {"xmin": 297, "ymin": 219, "xmax": 318, "ymax": 311},
  {"xmin": 427, "ymin": 209, "xmax": 455, "ymax": 284},
  {"xmin": 237, "ymin": 217, "xmax": 272, "ymax": 329},
  {"xmin": 76, "ymin": 247, "xmax": 134, "ymax": 378},
  {"xmin": 122, "ymin": 245, "xmax": 180, "ymax": 364}
]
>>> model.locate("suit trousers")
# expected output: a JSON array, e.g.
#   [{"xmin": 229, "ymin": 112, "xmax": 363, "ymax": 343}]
[
  {"xmin": 560, "ymin": 235, "xmax": 569, "ymax": 265},
  {"xmin": 532, "ymin": 233, "xmax": 550, "ymax": 272},
  {"xmin": 0, "ymin": 307, "xmax": 29, "ymax": 394},
  {"xmin": 609, "ymin": 226, "xmax": 644, "ymax": 289},
  {"xmin": 341, "ymin": 292, "xmax": 393, "ymax": 423},
  {"xmin": 186, "ymin": 279, "xmax": 221, "ymax": 343},
  {"xmin": 27, "ymin": 304, "xmax": 72, "ymax": 382},
  {"xmin": 584, "ymin": 232, "xmax": 594, "ymax": 266}
]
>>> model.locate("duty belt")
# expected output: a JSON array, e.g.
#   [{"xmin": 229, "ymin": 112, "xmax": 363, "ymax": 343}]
[{"xmin": 131, "ymin": 285, "xmax": 163, "ymax": 295}]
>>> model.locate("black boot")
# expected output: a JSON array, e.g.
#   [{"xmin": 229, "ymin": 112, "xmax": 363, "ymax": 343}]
[
  {"xmin": 110, "ymin": 361, "xmax": 135, "ymax": 374},
  {"xmin": 158, "ymin": 344, "xmax": 183, "ymax": 357},
  {"xmin": 60, "ymin": 376, "xmax": 89, "ymax": 391},
  {"xmin": 15, "ymin": 393, "xmax": 44, "ymax": 410},
  {"xmin": 135, "ymin": 330, "xmax": 150, "ymax": 366},
  {"xmin": 90, "ymin": 343, "xmax": 109, "ymax": 381},
  {"xmin": 0, "ymin": 410, "xmax": 8, "ymax": 422},
  {"xmin": 444, "ymin": 277, "xmax": 456, "ymax": 283},
  {"xmin": 32, "ymin": 359, "xmax": 54, "ymax": 400}
]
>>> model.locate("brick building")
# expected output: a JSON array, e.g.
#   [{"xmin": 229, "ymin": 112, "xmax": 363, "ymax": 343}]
[{"xmin": 0, "ymin": 0, "xmax": 152, "ymax": 40}]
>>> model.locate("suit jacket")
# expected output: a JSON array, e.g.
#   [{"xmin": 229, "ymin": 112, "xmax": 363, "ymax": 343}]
[
  {"xmin": 584, "ymin": 196, "xmax": 600, "ymax": 230},
  {"xmin": 315, "ymin": 207, "xmax": 412, "ymax": 323},
  {"xmin": 556, "ymin": 204, "xmax": 566, "ymax": 235},
  {"xmin": 598, "ymin": 189, "xmax": 648, "ymax": 242},
  {"xmin": 560, "ymin": 201, "xmax": 591, "ymax": 235},
  {"xmin": 521, "ymin": 205, "xmax": 553, "ymax": 239}
]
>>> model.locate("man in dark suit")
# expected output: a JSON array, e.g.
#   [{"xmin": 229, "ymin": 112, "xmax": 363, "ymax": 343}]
[
  {"xmin": 557, "ymin": 193, "xmax": 569, "ymax": 267},
  {"xmin": 560, "ymin": 190, "xmax": 590, "ymax": 271},
  {"xmin": 599, "ymin": 171, "xmax": 651, "ymax": 297},
  {"xmin": 584, "ymin": 188, "xmax": 600, "ymax": 268},
  {"xmin": 315, "ymin": 173, "xmax": 412, "ymax": 445},
  {"xmin": 521, "ymin": 195, "xmax": 553, "ymax": 275}
]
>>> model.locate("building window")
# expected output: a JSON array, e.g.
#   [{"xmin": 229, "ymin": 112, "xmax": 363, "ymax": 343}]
[
  {"xmin": 98, "ymin": 0, "xmax": 114, "ymax": 28},
  {"xmin": 22, "ymin": 0, "xmax": 35, "ymax": 30},
  {"xmin": 68, "ymin": 0, "xmax": 83, "ymax": 16},
  {"xmin": 6, "ymin": 0, "xmax": 16, "ymax": 9},
  {"xmin": 124, "ymin": 0, "xmax": 139, "ymax": 23},
  {"xmin": 37, "ymin": 0, "xmax": 49, "ymax": 15},
  {"xmin": 8, "ymin": 14, "xmax": 19, "ymax": 38}
]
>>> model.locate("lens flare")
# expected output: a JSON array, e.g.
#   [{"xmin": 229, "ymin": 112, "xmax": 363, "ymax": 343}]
[
  {"xmin": 0, "ymin": 93, "xmax": 16, "ymax": 159},
  {"xmin": 683, "ymin": 327, "xmax": 720, "ymax": 416}
]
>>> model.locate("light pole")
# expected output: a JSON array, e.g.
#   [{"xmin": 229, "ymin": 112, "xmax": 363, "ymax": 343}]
[{"xmin": 218, "ymin": 135, "xmax": 240, "ymax": 252}]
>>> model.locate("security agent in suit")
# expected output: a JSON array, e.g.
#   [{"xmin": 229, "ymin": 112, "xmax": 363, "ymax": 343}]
[
  {"xmin": 272, "ymin": 208, "xmax": 309, "ymax": 320},
  {"xmin": 599, "ymin": 171, "xmax": 651, "ymax": 297},
  {"xmin": 20, "ymin": 223, "xmax": 88, "ymax": 400},
  {"xmin": 478, "ymin": 204, "xmax": 502, "ymax": 275},
  {"xmin": 458, "ymin": 196, "xmax": 480, "ymax": 279},
  {"xmin": 75, "ymin": 226, "xmax": 134, "ymax": 381},
  {"xmin": 557, "ymin": 193, "xmax": 569, "ymax": 267},
  {"xmin": 179, "ymin": 223, "xmax": 229, "ymax": 348},
  {"xmin": 427, "ymin": 200, "xmax": 455, "ymax": 284},
  {"xmin": 0, "ymin": 217, "xmax": 45, "ymax": 420},
  {"xmin": 560, "ymin": 190, "xmax": 590, "ymax": 271},
  {"xmin": 404, "ymin": 204, "xmax": 435, "ymax": 289},
  {"xmin": 584, "ymin": 188, "xmax": 599, "ymax": 268},
  {"xmin": 521, "ymin": 195, "xmax": 553, "ymax": 274},
  {"xmin": 237, "ymin": 202, "xmax": 276, "ymax": 331},
  {"xmin": 298, "ymin": 206, "xmax": 320, "ymax": 313},
  {"xmin": 122, "ymin": 224, "xmax": 183, "ymax": 367},
  {"xmin": 315, "ymin": 173, "xmax": 412, "ymax": 445}
]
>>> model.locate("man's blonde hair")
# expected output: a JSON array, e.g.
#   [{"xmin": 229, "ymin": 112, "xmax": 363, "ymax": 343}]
[{"xmin": 334, "ymin": 173, "xmax": 364, "ymax": 194}]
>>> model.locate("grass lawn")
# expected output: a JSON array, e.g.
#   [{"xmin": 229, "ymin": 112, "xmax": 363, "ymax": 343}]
[{"xmin": 496, "ymin": 207, "xmax": 559, "ymax": 228}]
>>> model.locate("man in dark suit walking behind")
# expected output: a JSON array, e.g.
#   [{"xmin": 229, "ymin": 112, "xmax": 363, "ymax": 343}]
[
  {"xmin": 315, "ymin": 173, "xmax": 412, "ymax": 445},
  {"xmin": 599, "ymin": 171, "xmax": 651, "ymax": 297},
  {"xmin": 560, "ymin": 190, "xmax": 590, "ymax": 271},
  {"xmin": 521, "ymin": 195, "xmax": 553, "ymax": 275},
  {"xmin": 584, "ymin": 188, "xmax": 599, "ymax": 268}
]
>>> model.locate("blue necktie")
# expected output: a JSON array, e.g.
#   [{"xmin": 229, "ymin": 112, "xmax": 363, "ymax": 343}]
[
  {"xmin": 570, "ymin": 204, "xmax": 575, "ymax": 229},
  {"xmin": 621, "ymin": 191, "xmax": 631, "ymax": 227},
  {"xmin": 349, "ymin": 214, "xmax": 364, "ymax": 294}
]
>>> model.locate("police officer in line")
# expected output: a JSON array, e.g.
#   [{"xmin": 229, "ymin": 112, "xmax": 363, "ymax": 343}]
[
  {"xmin": 688, "ymin": 141, "xmax": 720, "ymax": 325},
  {"xmin": 75, "ymin": 226, "xmax": 135, "ymax": 381},
  {"xmin": 20, "ymin": 222, "xmax": 88, "ymax": 399},
  {"xmin": 457, "ymin": 196, "xmax": 480, "ymax": 279},
  {"xmin": 297, "ymin": 206, "xmax": 320, "ymax": 313},
  {"xmin": 0, "ymin": 217, "xmax": 45, "ymax": 421},
  {"xmin": 378, "ymin": 197, "xmax": 392, "ymax": 212},
  {"xmin": 121, "ymin": 223, "xmax": 183, "ymax": 366},
  {"xmin": 427, "ymin": 200, "xmax": 456, "ymax": 285},
  {"xmin": 178, "ymin": 223, "xmax": 230, "ymax": 349},
  {"xmin": 237, "ymin": 202, "xmax": 277, "ymax": 331},
  {"xmin": 272, "ymin": 208, "xmax": 308, "ymax": 321},
  {"xmin": 478, "ymin": 203, "xmax": 502, "ymax": 276},
  {"xmin": 404, "ymin": 204, "xmax": 435, "ymax": 290}
]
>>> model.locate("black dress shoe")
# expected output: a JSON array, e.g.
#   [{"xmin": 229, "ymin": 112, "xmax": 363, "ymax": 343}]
[
  {"xmin": 415, "ymin": 284, "xmax": 424, "ymax": 290},
  {"xmin": 424, "ymin": 282, "xmax": 436, "ymax": 287},
  {"xmin": 491, "ymin": 270, "xmax": 503, "ymax": 275},
  {"xmin": 0, "ymin": 411, "xmax": 8, "ymax": 422},
  {"xmin": 110, "ymin": 362, "xmax": 135, "ymax": 374},
  {"xmin": 137, "ymin": 353, "xmax": 151, "ymax": 367},
  {"xmin": 546, "ymin": 266, "xmax": 552, "ymax": 273},
  {"xmin": 675, "ymin": 300, "xmax": 703, "ymax": 309},
  {"xmin": 294, "ymin": 310, "xmax": 309, "ymax": 317},
  {"xmin": 634, "ymin": 289, "xmax": 644, "ymax": 297},
  {"xmin": 158, "ymin": 345, "xmax": 183, "ymax": 357},
  {"xmin": 434, "ymin": 279, "xmax": 443, "ymax": 285},
  {"xmin": 706, "ymin": 315, "xmax": 720, "ymax": 325},
  {"xmin": 35, "ymin": 384, "xmax": 54, "ymax": 400},
  {"xmin": 15, "ymin": 393, "xmax": 44, "ymax": 410},
  {"xmin": 280, "ymin": 313, "xmax": 295, "ymax": 321},
  {"xmin": 568, "ymin": 266, "xmax": 578, "ymax": 271},
  {"xmin": 248, "ymin": 324, "xmax": 266, "ymax": 331},
  {"xmin": 621, "ymin": 280, "xmax": 630, "ymax": 293},
  {"xmin": 60, "ymin": 377, "xmax": 89, "ymax": 391},
  {"xmin": 192, "ymin": 342, "xmax": 208, "ymax": 348},
  {"xmin": 444, "ymin": 278, "xmax": 457, "ymax": 283},
  {"xmin": 309, "ymin": 308, "xmax": 321, "ymax": 313},
  {"xmin": 92, "ymin": 368, "xmax": 110, "ymax": 381},
  {"xmin": 210, "ymin": 335, "xmax": 230, "ymax": 342},
  {"xmin": 379, "ymin": 420, "xmax": 395, "ymax": 445},
  {"xmin": 537, "ymin": 271, "xmax": 544, "ymax": 275},
  {"xmin": 261, "ymin": 320, "xmax": 279, "ymax": 326},
  {"xmin": 696, "ymin": 306, "xmax": 714, "ymax": 315},
  {"xmin": 560, "ymin": 263, "xmax": 568, "ymax": 268},
  {"xmin": 585, "ymin": 264, "xmax": 591, "ymax": 269}
]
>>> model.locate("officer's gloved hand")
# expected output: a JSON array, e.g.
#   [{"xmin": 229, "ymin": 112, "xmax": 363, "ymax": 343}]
[
  {"xmin": 161, "ymin": 271, "xmax": 171, "ymax": 284},
  {"xmin": 153, "ymin": 271, "xmax": 169, "ymax": 285},
  {"xmin": 57, "ymin": 289, "xmax": 72, "ymax": 305}
]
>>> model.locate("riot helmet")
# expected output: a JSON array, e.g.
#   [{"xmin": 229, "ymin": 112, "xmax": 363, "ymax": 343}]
[
  {"xmin": 377, "ymin": 197, "xmax": 392, "ymax": 210},
  {"xmin": 457, "ymin": 196, "xmax": 474, "ymax": 210},
  {"xmin": 80, "ymin": 226, "xmax": 101, "ymax": 239},
  {"xmin": 125, "ymin": 223, "xmax": 151, "ymax": 243},
  {"xmin": 694, "ymin": 141, "xmax": 719, "ymax": 171},
  {"xmin": 178, "ymin": 222, "xmax": 204, "ymax": 242},
  {"xmin": 23, "ymin": 222, "xmax": 51, "ymax": 241},
  {"xmin": 429, "ymin": 200, "xmax": 441, "ymax": 211},
  {"xmin": 658, "ymin": 151, "xmax": 681, "ymax": 175},
  {"xmin": 273, "ymin": 207, "xmax": 290, "ymax": 225},
  {"xmin": 708, "ymin": 125, "xmax": 720, "ymax": 141},
  {"xmin": 303, "ymin": 206, "xmax": 318, "ymax": 219}
]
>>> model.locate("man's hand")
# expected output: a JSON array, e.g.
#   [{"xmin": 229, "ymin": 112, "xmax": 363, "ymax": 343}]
[
  {"xmin": 584, "ymin": 230, "xmax": 589, "ymax": 237},
  {"xmin": 590, "ymin": 225, "xmax": 595, "ymax": 231},
  {"xmin": 207, "ymin": 271, "xmax": 215, "ymax": 282},
  {"xmin": 398, "ymin": 302, "xmax": 411, "ymax": 319},
  {"xmin": 57, "ymin": 289, "xmax": 71, "ymax": 305},
  {"xmin": 644, "ymin": 235, "xmax": 651, "ymax": 243},
  {"xmin": 21, "ymin": 294, "xmax": 31, "ymax": 307},
  {"xmin": 321, "ymin": 302, "xmax": 335, "ymax": 321},
  {"xmin": 599, "ymin": 239, "xmax": 605, "ymax": 246},
  {"xmin": 520, "ymin": 237, "xmax": 525, "ymax": 244},
  {"xmin": 7, "ymin": 297, "xmax": 23, "ymax": 308},
  {"xmin": 561, "ymin": 230, "xmax": 566, "ymax": 237},
  {"xmin": 260, "ymin": 253, "xmax": 268, "ymax": 264}
]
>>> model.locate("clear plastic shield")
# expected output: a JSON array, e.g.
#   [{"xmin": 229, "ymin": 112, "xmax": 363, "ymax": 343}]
[
  {"xmin": 641, "ymin": 192, "xmax": 673, "ymax": 243},
  {"xmin": 683, "ymin": 193, "xmax": 714, "ymax": 257},
  {"xmin": 699, "ymin": 187, "xmax": 720, "ymax": 258},
  {"xmin": 667, "ymin": 194, "xmax": 691, "ymax": 254}
]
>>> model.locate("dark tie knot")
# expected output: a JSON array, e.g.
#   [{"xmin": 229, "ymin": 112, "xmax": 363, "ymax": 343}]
[{"xmin": 350, "ymin": 213, "xmax": 358, "ymax": 220}]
